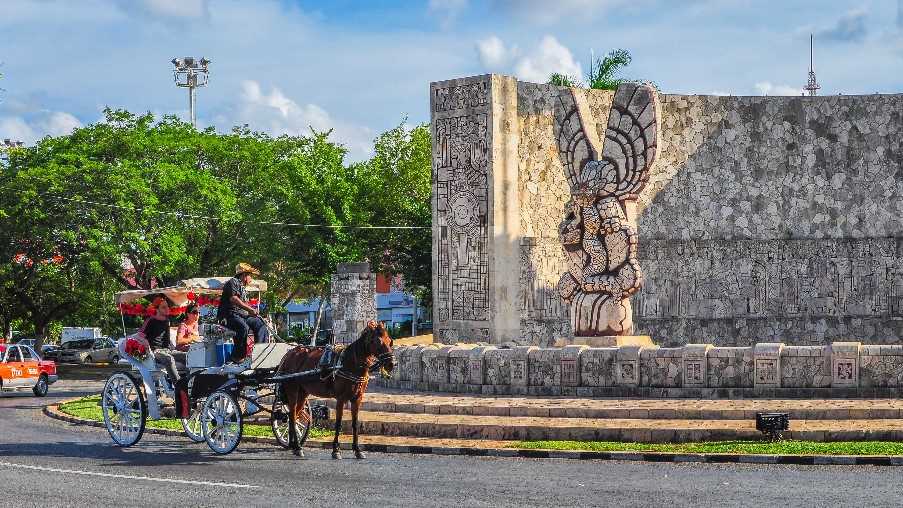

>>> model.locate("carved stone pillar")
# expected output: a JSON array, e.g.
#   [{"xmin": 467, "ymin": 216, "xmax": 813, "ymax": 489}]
[{"xmin": 329, "ymin": 262, "xmax": 376, "ymax": 345}]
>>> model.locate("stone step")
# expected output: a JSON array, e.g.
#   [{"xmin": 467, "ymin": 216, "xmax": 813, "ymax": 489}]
[
  {"xmin": 313, "ymin": 392, "xmax": 903, "ymax": 420},
  {"xmin": 322, "ymin": 410, "xmax": 903, "ymax": 443}
]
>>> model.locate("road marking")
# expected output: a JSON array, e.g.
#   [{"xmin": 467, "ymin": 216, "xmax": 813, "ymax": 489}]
[{"xmin": 0, "ymin": 461, "xmax": 259, "ymax": 489}]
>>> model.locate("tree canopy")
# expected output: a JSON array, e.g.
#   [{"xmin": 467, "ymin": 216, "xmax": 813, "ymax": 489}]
[{"xmin": 0, "ymin": 110, "xmax": 432, "ymax": 342}]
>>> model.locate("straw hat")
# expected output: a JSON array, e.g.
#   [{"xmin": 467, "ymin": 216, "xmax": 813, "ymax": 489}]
[{"xmin": 235, "ymin": 262, "xmax": 261, "ymax": 276}]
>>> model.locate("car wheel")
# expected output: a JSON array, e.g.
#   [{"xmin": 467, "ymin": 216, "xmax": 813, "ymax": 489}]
[
  {"xmin": 85, "ymin": 356, "xmax": 93, "ymax": 364},
  {"xmin": 33, "ymin": 374, "xmax": 49, "ymax": 397}
]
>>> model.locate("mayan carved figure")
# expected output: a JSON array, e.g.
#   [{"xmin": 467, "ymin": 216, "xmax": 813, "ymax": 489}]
[{"xmin": 555, "ymin": 83, "xmax": 660, "ymax": 336}]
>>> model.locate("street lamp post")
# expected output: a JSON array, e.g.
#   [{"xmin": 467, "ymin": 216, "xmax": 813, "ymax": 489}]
[{"xmin": 171, "ymin": 56, "xmax": 210, "ymax": 128}]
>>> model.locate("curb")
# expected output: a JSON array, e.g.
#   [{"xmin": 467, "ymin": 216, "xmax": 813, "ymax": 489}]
[{"xmin": 43, "ymin": 400, "xmax": 903, "ymax": 466}]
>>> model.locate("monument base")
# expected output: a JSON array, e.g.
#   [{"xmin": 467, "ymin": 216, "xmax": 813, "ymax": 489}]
[{"xmin": 555, "ymin": 335, "xmax": 655, "ymax": 348}]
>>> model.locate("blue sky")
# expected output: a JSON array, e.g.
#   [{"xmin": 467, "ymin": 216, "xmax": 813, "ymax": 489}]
[{"xmin": 1, "ymin": 0, "xmax": 901, "ymax": 160}]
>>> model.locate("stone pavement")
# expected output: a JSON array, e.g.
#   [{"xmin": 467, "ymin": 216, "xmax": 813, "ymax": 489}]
[{"xmin": 308, "ymin": 389, "xmax": 903, "ymax": 443}]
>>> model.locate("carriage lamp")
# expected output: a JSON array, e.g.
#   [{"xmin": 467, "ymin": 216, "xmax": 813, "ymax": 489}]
[
  {"xmin": 171, "ymin": 56, "xmax": 210, "ymax": 128},
  {"xmin": 755, "ymin": 412, "xmax": 789, "ymax": 441}
]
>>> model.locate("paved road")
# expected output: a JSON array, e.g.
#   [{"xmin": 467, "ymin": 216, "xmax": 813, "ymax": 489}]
[{"xmin": 2, "ymin": 380, "xmax": 903, "ymax": 507}]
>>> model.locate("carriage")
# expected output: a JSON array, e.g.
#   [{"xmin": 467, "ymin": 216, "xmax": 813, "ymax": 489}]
[{"xmin": 100, "ymin": 277, "xmax": 322, "ymax": 455}]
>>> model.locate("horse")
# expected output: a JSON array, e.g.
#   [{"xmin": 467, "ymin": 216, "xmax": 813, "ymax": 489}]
[{"xmin": 276, "ymin": 321, "xmax": 394, "ymax": 459}]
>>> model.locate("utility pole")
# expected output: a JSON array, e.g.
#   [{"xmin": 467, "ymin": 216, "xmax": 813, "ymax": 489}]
[
  {"xmin": 171, "ymin": 57, "xmax": 210, "ymax": 128},
  {"xmin": 804, "ymin": 34, "xmax": 820, "ymax": 96}
]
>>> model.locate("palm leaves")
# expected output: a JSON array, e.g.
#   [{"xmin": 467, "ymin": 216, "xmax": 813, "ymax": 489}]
[{"xmin": 548, "ymin": 48, "xmax": 634, "ymax": 90}]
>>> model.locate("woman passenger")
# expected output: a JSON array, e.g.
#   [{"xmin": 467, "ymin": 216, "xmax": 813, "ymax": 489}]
[{"xmin": 176, "ymin": 302, "xmax": 201, "ymax": 352}]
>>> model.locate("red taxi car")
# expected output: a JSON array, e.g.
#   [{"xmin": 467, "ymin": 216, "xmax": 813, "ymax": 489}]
[{"xmin": 0, "ymin": 344, "xmax": 58, "ymax": 397}]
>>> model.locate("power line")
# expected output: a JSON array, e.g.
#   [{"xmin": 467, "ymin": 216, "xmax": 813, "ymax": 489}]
[{"xmin": 52, "ymin": 196, "xmax": 430, "ymax": 230}]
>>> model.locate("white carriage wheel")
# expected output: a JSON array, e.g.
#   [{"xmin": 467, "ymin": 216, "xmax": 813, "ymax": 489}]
[
  {"xmin": 201, "ymin": 390, "xmax": 243, "ymax": 455},
  {"xmin": 101, "ymin": 371, "xmax": 147, "ymax": 447},
  {"xmin": 271, "ymin": 397, "xmax": 312, "ymax": 449}
]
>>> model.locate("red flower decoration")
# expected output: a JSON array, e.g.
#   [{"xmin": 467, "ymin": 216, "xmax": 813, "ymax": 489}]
[
  {"xmin": 187, "ymin": 292, "xmax": 196, "ymax": 301},
  {"xmin": 125, "ymin": 338, "xmax": 148, "ymax": 361}
]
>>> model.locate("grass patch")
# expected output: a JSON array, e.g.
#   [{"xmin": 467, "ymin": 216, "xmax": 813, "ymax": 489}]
[
  {"xmin": 59, "ymin": 395, "xmax": 330, "ymax": 439},
  {"xmin": 512, "ymin": 440, "xmax": 903, "ymax": 456}
]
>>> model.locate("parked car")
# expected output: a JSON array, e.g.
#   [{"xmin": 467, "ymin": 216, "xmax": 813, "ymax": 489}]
[
  {"xmin": 41, "ymin": 344, "xmax": 60, "ymax": 361},
  {"xmin": 57, "ymin": 337, "xmax": 119, "ymax": 364},
  {"xmin": 13, "ymin": 338, "xmax": 36, "ymax": 348},
  {"xmin": 0, "ymin": 344, "xmax": 58, "ymax": 396}
]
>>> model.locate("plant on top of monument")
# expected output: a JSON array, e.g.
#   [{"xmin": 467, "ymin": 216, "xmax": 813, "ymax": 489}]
[
  {"xmin": 548, "ymin": 73, "xmax": 581, "ymax": 87},
  {"xmin": 548, "ymin": 48, "xmax": 641, "ymax": 90}
]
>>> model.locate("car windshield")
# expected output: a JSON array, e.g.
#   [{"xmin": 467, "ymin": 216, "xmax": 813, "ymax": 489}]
[{"xmin": 64, "ymin": 340, "xmax": 94, "ymax": 350}]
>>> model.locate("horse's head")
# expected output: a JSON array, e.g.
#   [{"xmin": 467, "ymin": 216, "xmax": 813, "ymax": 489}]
[{"xmin": 361, "ymin": 320, "xmax": 395, "ymax": 373}]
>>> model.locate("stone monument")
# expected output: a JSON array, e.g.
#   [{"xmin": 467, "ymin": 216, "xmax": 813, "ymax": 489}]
[
  {"xmin": 554, "ymin": 83, "xmax": 659, "ymax": 342},
  {"xmin": 330, "ymin": 262, "xmax": 377, "ymax": 344}
]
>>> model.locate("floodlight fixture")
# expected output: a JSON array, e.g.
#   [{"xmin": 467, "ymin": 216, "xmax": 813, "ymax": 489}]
[{"xmin": 171, "ymin": 55, "xmax": 211, "ymax": 128}]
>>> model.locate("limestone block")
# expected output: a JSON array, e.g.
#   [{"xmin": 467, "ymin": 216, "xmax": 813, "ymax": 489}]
[
  {"xmin": 510, "ymin": 345, "xmax": 536, "ymax": 386},
  {"xmin": 781, "ymin": 346, "xmax": 831, "ymax": 388},
  {"xmin": 393, "ymin": 346, "xmax": 410, "ymax": 382},
  {"xmin": 447, "ymin": 346, "xmax": 474, "ymax": 385},
  {"xmin": 860, "ymin": 345, "xmax": 903, "ymax": 388},
  {"xmin": 682, "ymin": 344, "xmax": 712, "ymax": 388},
  {"xmin": 754, "ymin": 343, "xmax": 783, "ymax": 389},
  {"xmin": 616, "ymin": 345, "xmax": 645, "ymax": 386},
  {"xmin": 484, "ymin": 348, "xmax": 513, "ymax": 385},
  {"xmin": 560, "ymin": 345, "xmax": 586, "ymax": 386},
  {"xmin": 830, "ymin": 342, "xmax": 861, "ymax": 388},
  {"xmin": 640, "ymin": 347, "xmax": 681, "ymax": 387},
  {"xmin": 580, "ymin": 347, "xmax": 617, "ymax": 387},
  {"xmin": 528, "ymin": 348, "xmax": 561, "ymax": 387},
  {"xmin": 467, "ymin": 346, "xmax": 495, "ymax": 385},
  {"xmin": 402, "ymin": 345, "xmax": 430, "ymax": 383},
  {"xmin": 421, "ymin": 345, "xmax": 453, "ymax": 384},
  {"xmin": 707, "ymin": 347, "xmax": 753, "ymax": 388}
]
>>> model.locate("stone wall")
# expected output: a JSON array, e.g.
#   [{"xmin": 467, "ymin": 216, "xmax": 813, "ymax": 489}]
[
  {"xmin": 431, "ymin": 73, "xmax": 903, "ymax": 346},
  {"xmin": 330, "ymin": 262, "xmax": 376, "ymax": 344},
  {"xmin": 378, "ymin": 341, "xmax": 903, "ymax": 397}
]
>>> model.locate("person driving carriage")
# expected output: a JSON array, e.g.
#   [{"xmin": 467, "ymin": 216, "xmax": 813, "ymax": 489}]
[{"xmin": 218, "ymin": 262, "xmax": 269, "ymax": 366}]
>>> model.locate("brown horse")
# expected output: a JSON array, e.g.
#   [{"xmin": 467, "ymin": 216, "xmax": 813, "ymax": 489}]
[{"xmin": 277, "ymin": 322, "xmax": 394, "ymax": 459}]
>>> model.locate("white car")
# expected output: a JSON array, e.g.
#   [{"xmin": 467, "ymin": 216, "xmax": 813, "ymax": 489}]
[{"xmin": 57, "ymin": 337, "xmax": 120, "ymax": 364}]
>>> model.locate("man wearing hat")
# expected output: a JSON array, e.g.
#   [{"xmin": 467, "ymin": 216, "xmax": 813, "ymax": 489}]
[{"xmin": 218, "ymin": 262, "xmax": 269, "ymax": 365}]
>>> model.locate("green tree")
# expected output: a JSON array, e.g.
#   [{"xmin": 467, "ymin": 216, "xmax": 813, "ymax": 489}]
[{"xmin": 548, "ymin": 48, "xmax": 634, "ymax": 90}]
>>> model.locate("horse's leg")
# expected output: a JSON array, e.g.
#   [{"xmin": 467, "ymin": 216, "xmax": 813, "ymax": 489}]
[
  {"xmin": 285, "ymin": 384, "xmax": 303, "ymax": 457},
  {"xmin": 351, "ymin": 397, "xmax": 365, "ymax": 459},
  {"xmin": 332, "ymin": 398, "xmax": 344, "ymax": 460}
]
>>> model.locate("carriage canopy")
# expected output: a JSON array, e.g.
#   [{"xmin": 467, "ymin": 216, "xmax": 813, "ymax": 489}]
[{"xmin": 113, "ymin": 276, "xmax": 268, "ymax": 305}]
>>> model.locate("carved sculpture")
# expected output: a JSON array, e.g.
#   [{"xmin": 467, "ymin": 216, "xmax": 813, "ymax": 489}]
[{"xmin": 555, "ymin": 83, "xmax": 660, "ymax": 336}]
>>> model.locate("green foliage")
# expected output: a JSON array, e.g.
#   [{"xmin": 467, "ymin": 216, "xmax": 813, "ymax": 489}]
[
  {"xmin": 513, "ymin": 439, "xmax": 903, "ymax": 456},
  {"xmin": 547, "ymin": 48, "xmax": 637, "ymax": 90},
  {"xmin": 0, "ymin": 110, "xmax": 433, "ymax": 340}
]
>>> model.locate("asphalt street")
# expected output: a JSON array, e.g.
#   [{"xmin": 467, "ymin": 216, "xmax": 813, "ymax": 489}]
[{"xmin": 2, "ymin": 380, "xmax": 903, "ymax": 507}]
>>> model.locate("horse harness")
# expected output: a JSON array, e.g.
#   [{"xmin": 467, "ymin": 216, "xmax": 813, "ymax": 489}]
[{"xmin": 329, "ymin": 349, "xmax": 394, "ymax": 385}]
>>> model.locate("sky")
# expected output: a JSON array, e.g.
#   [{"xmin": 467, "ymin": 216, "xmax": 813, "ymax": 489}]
[{"xmin": 1, "ymin": 0, "xmax": 901, "ymax": 161}]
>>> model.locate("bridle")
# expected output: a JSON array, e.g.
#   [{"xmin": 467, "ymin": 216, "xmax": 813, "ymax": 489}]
[{"xmin": 332, "ymin": 329, "xmax": 395, "ymax": 385}]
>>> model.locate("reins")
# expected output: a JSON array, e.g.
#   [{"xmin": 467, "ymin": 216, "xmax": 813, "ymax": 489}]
[{"xmin": 330, "ymin": 331, "xmax": 395, "ymax": 385}]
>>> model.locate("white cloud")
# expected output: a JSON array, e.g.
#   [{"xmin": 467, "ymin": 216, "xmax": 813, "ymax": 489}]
[
  {"xmin": 113, "ymin": 0, "xmax": 209, "ymax": 19},
  {"xmin": 223, "ymin": 81, "xmax": 374, "ymax": 161},
  {"xmin": 513, "ymin": 36, "xmax": 582, "ymax": 83},
  {"xmin": 491, "ymin": 0, "xmax": 619, "ymax": 23},
  {"xmin": 754, "ymin": 82, "xmax": 802, "ymax": 96},
  {"xmin": 816, "ymin": 9, "xmax": 867, "ymax": 43},
  {"xmin": 476, "ymin": 35, "xmax": 515, "ymax": 69},
  {"xmin": 428, "ymin": 0, "xmax": 468, "ymax": 29},
  {"xmin": 0, "ymin": 110, "xmax": 82, "ymax": 144}
]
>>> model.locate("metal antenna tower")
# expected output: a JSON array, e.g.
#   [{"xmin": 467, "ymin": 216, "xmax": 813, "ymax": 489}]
[{"xmin": 804, "ymin": 34, "xmax": 820, "ymax": 96}]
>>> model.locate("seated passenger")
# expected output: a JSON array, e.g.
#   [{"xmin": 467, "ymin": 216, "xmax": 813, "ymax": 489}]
[
  {"xmin": 137, "ymin": 296, "xmax": 180, "ymax": 383},
  {"xmin": 217, "ymin": 262, "xmax": 269, "ymax": 366},
  {"xmin": 176, "ymin": 303, "xmax": 201, "ymax": 352}
]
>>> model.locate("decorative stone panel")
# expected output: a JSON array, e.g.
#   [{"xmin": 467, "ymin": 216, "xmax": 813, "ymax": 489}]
[
  {"xmin": 682, "ymin": 344, "xmax": 712, "ymax": 388},
  {"xmin": 510, "ymin": 346, "xmax": 535, "ymax": 387},
  {"xmin": 580, "ymin": 348, "xmax": 617, "ymax": 387},
  {"xmin": 560, "ymin": 345, "xmax": 585, "ymax": 386},
  {"xmin": 447, "ymin": 346, "xmax": 474, "ymax": 385},
  {"xmin": 860, "ymin": 345, "xmax": 903, "ymax": 388},
  {"xmin": 421, "ymin": 345, "xmax": 453, "ymax": 384},
  {"xmin": 707, "ymin": 347, "xmax": 754, "ymax": 388},
  {"xmin": 467, "ymin": 346, "xmax": 495, "ymax": 385},
  {"xmin": 528, "ymin": 348, "xmax": 561, "ymax": 387},
  {"xmin": 640, "ymin": 347, "xmax": 682, "ymax": 388},
  {"xmin": 754, "ymin": 343, "xmax": 783, "ymax": 389},
  {"xmin": 616, "ymin": 345, "xmax": 643, "ymax": 386},
  {"xmin": 483, "ymin": 348, "xmax": 512, "ymax": 386},
  {"xmin": 830, "ymin": 342, "xmax": 860, "ymax": 388},
  {"xmin": 780, "ymin": 346, "xmax": 831, "ymax": 388}
]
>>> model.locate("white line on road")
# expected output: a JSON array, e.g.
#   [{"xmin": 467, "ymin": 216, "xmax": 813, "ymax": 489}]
[{"xmin": 0, "ymin": 461, "xmax": 259, "ymax": 489}]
